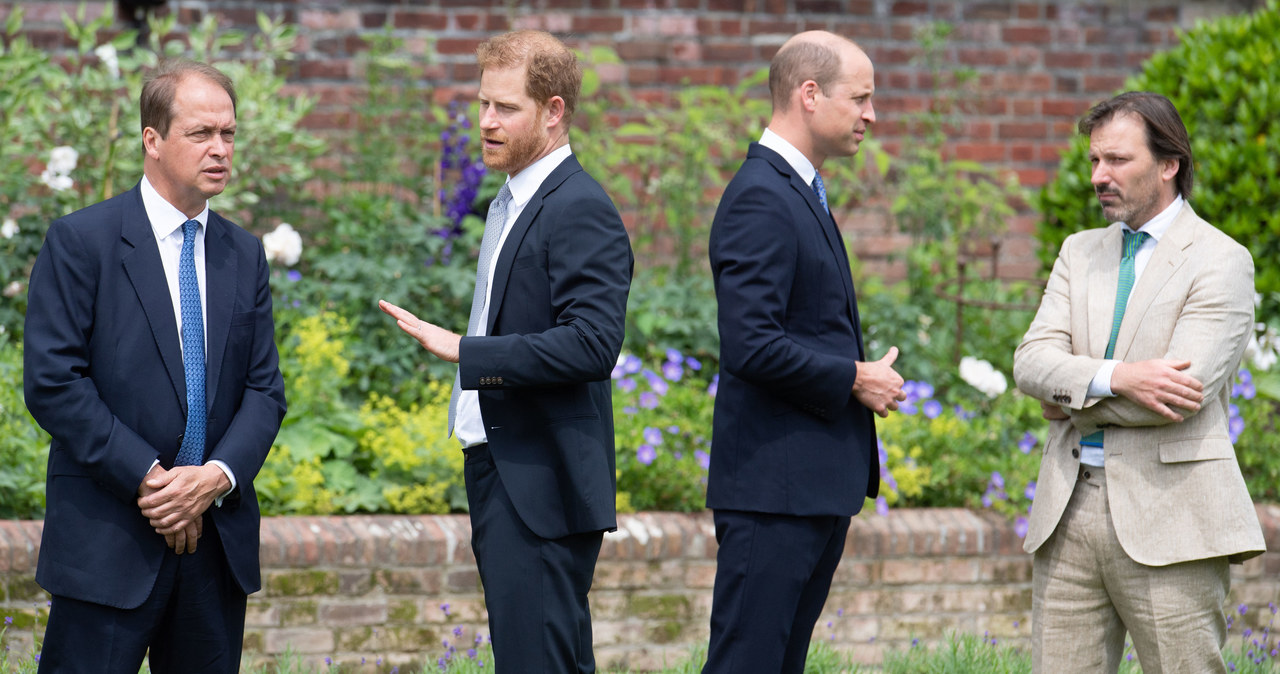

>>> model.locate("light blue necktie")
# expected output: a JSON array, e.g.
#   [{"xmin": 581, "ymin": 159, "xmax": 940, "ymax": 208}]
[
  {"xmin": 810, "ymin": 172, "xmax": 829, "ymax": 212},
  {"xmin": 448, "ymin": 182, "xmax": 513, "ymax": 435},
  {"xmin": 1081, "ymin": 229, "xmax": 1151, "ymax": 448},
  {"xmin": 174, "ymin": 219, "xmax": 207, "ymax": 466}
]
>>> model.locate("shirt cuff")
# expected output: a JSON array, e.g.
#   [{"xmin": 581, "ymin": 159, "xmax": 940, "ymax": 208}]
[
  {"xmin": 208, "ymin": 459, "xmax": 237, "ymax": 507},
  {"xmin": 1087, "ymin": 360, "xmax": 1120, "ymax": 399}
]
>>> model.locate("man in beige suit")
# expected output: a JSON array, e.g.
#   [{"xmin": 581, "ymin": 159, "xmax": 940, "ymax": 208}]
[{"xmin": 1014, "ymin": 91, "xmax": 1265, "ymax": 673}]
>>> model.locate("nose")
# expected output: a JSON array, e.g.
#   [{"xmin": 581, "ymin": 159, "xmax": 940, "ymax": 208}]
[
  {"xmin": 864, "ymin": 100, "xmax": 876, "ymax": 125},
  {"xmin": 1091, "ymin": 162, "xmax": 1109, "ymax": 188},
  {"xmin": 209, "ymin": 135, "xmax": 229, "ymax": 159},
  {"xmin": 479, "ymin": 104, "xmax": 499, "ymax": 130}
]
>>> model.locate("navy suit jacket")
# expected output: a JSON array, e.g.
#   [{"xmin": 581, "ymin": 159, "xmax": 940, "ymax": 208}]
[
  {"xmin": 458, "ymin": 155, "xmax": 633, "ymax": 540},
  {"xmin": 706, "ymin": 143, "xmax": 879, "ymax": 517},
  {"xmin": 24, "ymin": 184, "xmax": 286, "ymax": 609}
]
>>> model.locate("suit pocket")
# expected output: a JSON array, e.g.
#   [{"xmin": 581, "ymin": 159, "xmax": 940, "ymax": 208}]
[
  {"xmin": 1158, "ymin": 435, "xmax": 1234, "ymax": 463},
  {"xmin": 230, "ymin": 310, "xmax": 255, "ymax": 327}
]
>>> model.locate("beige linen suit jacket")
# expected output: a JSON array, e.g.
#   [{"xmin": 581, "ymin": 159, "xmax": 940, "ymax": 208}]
[{"xmin": 1013, "ymin": 203, "xmax": 1265, "ymax": 566}]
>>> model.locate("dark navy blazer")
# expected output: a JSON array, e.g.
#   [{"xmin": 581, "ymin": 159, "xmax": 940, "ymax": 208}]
[
  {"xmin": 458, "ymin": 155, "xmax": 634, "ymax": 539},
  {"xmin": 707, "ymin": 143, "xmax": 879, "ymax": 517},
  {"xmin": 24, "ymin": 184, "xmax": 286, "ymax": 609}
]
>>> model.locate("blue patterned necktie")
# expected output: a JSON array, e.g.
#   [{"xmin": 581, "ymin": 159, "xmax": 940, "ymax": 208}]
[
  {"xmin": 448, "ymin": 182, "xmax": 514, "ymax": 435},
  {"xmin": 174, "ymin": 219, "xmax": 207, "ymax": 466},
  {"xmin": 1082, "ymin": 228, "xmax": 1151, "ymax": 448},
  {"xmin": 811, "ymin": 172, "xmax": 829, "ymax": 212}
]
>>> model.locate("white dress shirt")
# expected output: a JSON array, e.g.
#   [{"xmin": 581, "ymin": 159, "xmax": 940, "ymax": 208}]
[
  {"xmin": 1080, "ymin": 195, "xmax": 1184, "ymax": 467},
  {"xmin": 760, "ymin": 127, "xmax": 818, "ymax": 187},
  {"xmin": 455, "ymin": 144, "xmax": 574, "ymax": 448},
  {"xmin": 140, "ymin": 175, "xmax": 236, "ymax": 496}
]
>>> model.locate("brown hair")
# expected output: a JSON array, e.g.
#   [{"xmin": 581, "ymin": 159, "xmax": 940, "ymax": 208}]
[
  {"xmin": 476, "ymin": 30, "xmax": 582, "ymax": 123},
  {"xmin": 140, "ymin": 59, "xmax": 237, "ymax": 138},
  {"xmin": 768, "ymin": 37, "xmax": 844, "ymax": 112},
  {"xmin": 1079, "ymin": 91, "xmax": 1194, "ymax": 198}
]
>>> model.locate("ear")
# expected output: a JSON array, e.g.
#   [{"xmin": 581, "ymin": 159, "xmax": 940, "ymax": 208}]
[
  {"xmin": 142, "ymin": 126, "xmax": 162, "ymax": 161},
  {"xmin": 544, "ymin": 96, "xmax": 566, "ymax": 130},
  {"xmin": 1160, "ymin": 157, "xmax": 1179, "ymax": 183},
  {"xmin": 799, "ymin": 80, "xmax": 822, "ymax": 113}
]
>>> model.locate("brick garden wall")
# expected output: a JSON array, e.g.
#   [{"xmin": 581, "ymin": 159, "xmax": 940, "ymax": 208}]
[
  {"xmin": 1, "ymin": 0, "xmax": 1263, "ymax": 280},
  {"xmin": 3, "ymin": 508, "xmax": 1280, "ymax": 670}
]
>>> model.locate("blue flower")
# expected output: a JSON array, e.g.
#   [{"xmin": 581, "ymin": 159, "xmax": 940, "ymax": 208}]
[
  {"xmin": 990, "ymin": 471, "xmax": 1005, "ymax": 489},
  {"xmin": 616, "ymin": 377, "xmax": 637, "ymax": 393},
  {"xmin": 1015, "ymin": 516, "xmax": 1029, "ymax": 538},
  {"xmin": 708, "ymin": 374, "xmax": 719, "ymax": 397},
  {"xmin": 643, "ymin": 426, "xmax": 663, "ymax": 445},
  {"xmin": 286, "ymin": 269, "xmax": 302, "ymax": 282},
  {"xmin": 662, "ymin": 359, "xmax": 683, "ymax": 382},
  {"xmin": 922, "ymin": 399, "xmax": 942, "ymax": 419},
  {"xmin": 1018, "ymin": 431, "xmax": 1037, "ymax": 454},
  {"xmin": 1025, "ymin": 481, "xmax": 1036, "ymax": 501},
  {"xmin": 623, "ymin": 405, "xmax": 638, "ymax": 415},
  {"xmin": 623, "ymin": 354, "xmax": 643, "ymax": 374},
  {"xmin": 685, "ymin": 356, "xmax": 702, "ymax": 371},
  {"xmin": 667, "ymin": 425, "xmax": 680, "ymax": 434},
  {"xmin": 695, "ymin": 450, "xmax": 710, "ymax": 469},
  {"xmin": 899, "ymin": 399, "xmax": 918, "ymax": 415},
  {"xmin": 639, "ymin": 392, "xmax": 659, "ymax": 409},
  {"xmin": 637, "ymin": 444, "xmax": 657, "ymax": 465},
  {"xmin": 643, "ymin": 369, "xmax": 669, "ymax": 395},
  {"xmin": 875, "ymin": 496, "xmax": 889, "ymax": 516},
  {"xmin": 440, "ymin": 602, "xmax": 451, "ymax": 616},
  {"xmin": 665, "ymin": 348, "xmax": 682, "ymax": 363}
]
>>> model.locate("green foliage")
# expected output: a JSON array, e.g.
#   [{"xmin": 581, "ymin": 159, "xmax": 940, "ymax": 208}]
[
  {"xmin": 881, "ymin": 632, "xmax": 1030, "ymax": 673},
  {"xmin": 1036, "ymin": 0, "xmax": 1280, "ymax": 318},
  {"xmin": 0, "ymin": 335, "xmax": 48, "ymax": 519},
  {"xmin": 257, "ymin": 313, "xmax": 464, "ymax": 516},
  {"xmin": 622, "ymin": 267, "xmax": 719, "ymax": 367},
  {"xmin": 611, "ymin": 352, "xmax": 715, "ymax": 513}
]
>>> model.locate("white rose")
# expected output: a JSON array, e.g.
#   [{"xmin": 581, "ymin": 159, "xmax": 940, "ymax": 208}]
[
  {"xmin": 48, "ymin": 146, "xmax": 79, "ymax": 176},
  {"xmin": 1247, "ymin": 328, "xmax": 1279, "ymax": 372},
  {"xmin": 959, "ymin": 356, "xmax": 1008, "ymax": 399},
  {"xmin": 3, "ymin": 281, "xmax": 22, "ymax": 298},
  {"xmin": 262, "ymin": 222, "xmax": 302, "ymax": 267},
  {"xmin": 40, "ymin": 169, "xmax": 73, "ymax": 192},
  {"xmin": 1, "ymin": 218, "xmax": 17, "ymax": 239},
  {"xmin": 94, "ymin": 43, "xmax": 120, "ymax": 80}
]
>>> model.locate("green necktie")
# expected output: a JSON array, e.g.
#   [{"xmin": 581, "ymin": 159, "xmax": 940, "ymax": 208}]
[{"xmin": 1082, "ymin": 229, "xmax": 1151, "ymax": 447}]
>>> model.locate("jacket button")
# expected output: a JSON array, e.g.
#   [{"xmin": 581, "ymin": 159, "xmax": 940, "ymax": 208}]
[{"xmin": 1071, "ymin": 448, "xmax": 1080, "ymax": 458}]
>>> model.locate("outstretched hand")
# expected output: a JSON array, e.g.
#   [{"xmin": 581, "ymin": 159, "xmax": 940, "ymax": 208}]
[
  {"xmin": 379, "ymin": 300, "xmax": 462, "ymax": 363},
  {"xmin": 853, "ymin": 346, "xmax": 907, "ymax": 418}
]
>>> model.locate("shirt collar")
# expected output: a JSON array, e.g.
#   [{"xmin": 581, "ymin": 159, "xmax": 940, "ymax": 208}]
[
  {"xmin": 141, "ymin": 174, "xmax": 209, "ymax": 240},
  {"xmin": 505, "ymin": 144, "xmax": 573, "ymax": 211},
  {"xmin": 759, "ymin": 127, "xmax": 817, "ymax": 186},
  {"xmin": 1122, "ymin": 194, "xmax": 1184, "ymax": 243}
]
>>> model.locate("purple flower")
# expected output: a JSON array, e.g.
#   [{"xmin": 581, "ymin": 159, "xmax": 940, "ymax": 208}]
[
  {"xmin": 616, "ymin": 377, "xmax": 637, "ymax": 393},
  {"xmin": 1015, "ymin": 516, "xmax": 1029, "ymax": 538},
  {"xmin": 1230, "ymin": 415, "xmax": 1245, "ymax": 443},
  {"xmin": 1018, "ymin": 431, "xmax": 1037, "ymax": 454},
  {"xmin": 637, "ymin": 444, "xmax": 657, "ymax": 465},
  {"xmin": 990, "ymin": 471, "xmax": 1005, "ymax": 489},
  {"xmin": 875, "ymin": 495, "xmax": 889, "ymax": 516},
  {"xmin": 662, "ymin": 359, "xmax": 683, "ymax": 382},
  {"xmin": 622, "ymin": 354, "xmax": 642, "ymax": 374},
  {"xmin": 899, "ymin": 399, "xmax": 918, "ymax": 415},
  {"xmin": 982, "ymin": 493, "xmax": 993, "ymax": 508},
  {"xmin": 3, "ymin": 616, "xmax": 10, "ymax": 626},
  {"xmin": 837, "ymin": 608, "xmax": 844, "ymax": 617},
  {"xmin": 467, "ymin": 648, "xmax": 477, "ymax": 659},
  {"xmin": 954, "ymin": 404, "xmax": 975, "ymax": 420},
  {"xmin": 877, "ymin": 439, "xmax": 888, "ymax": 465},
  {"xmin": 665, "ymin": 348, "xmax": 682, "ymax": 363},
  {"xmin": 667, "ymin": 425, "xmax": 680, "ymax": 434},
  {"xmin": 643, "ymin": 369, "xmax": 669, "ymax": 395},
  {"xmin": 685, "ymin": 356, "xmax": 702, "ymax": 371},
  {"xmin": 1240, "ymin": 604, "xmax": 1249, "ymax": 615},
  {"xmin": 922, "ymin": 400, "xmax": 942, "ymax": 419},
  {"xmin": 643, "ymin": 426, "xmax": 663, "ymax": 445},
  {"xmin": 440, "ymin": 603, "xmax": 451, "ymax": 616},
  {"xmin": 1025, "ymin": 481, "xmax": 1037, "ymax": 501},
  {"xmin": 708, "ymin": 374, "xmax": 719, "ymax": 397},
  {"xmin": 639, "ymin": 392, "xmax": 659, "ymax": 409},
  {"xmin": 286, "ymin": 269, "xmax": 302, "ymax": 282},
  {"xmin": 695, "ymin": 450, "xmax": 710, "ymax": 469},
  {"xmin": 453, "ymin": 626, "xmax": 464, "ymax": 637},
  {"xmin": 623, "ymin": 405, "xmax": 638, "ymax": 415}
]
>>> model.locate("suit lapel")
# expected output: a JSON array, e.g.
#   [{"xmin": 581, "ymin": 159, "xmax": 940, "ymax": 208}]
[
  {"xmin": 1085, "ymin": 224, "xmax": 1123, "ymax": 358},
  {"xmin": 203, "ymin": 214, "xmax": 237, "ymax": 410},
  {"xmin": 485, "ymin": 156, "xmax": 583, "ymax": 335},
  {"xmin": 1111, "ymin": 206, "xmax": 1194, "ymax": 360},
  {"xmin": 119, "ymin": 186, "xmax": 186, "ymax": 409}
]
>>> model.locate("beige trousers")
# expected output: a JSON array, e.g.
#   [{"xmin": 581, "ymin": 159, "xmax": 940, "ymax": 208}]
[{"xmin": 1031, "ymin": 465, "xmax": 1230, "ymax": 673}]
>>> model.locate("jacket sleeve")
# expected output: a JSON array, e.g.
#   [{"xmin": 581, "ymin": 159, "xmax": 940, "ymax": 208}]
[{"xmin": 23, "ymin": 219, "xmax": 159, "ymax": 502}]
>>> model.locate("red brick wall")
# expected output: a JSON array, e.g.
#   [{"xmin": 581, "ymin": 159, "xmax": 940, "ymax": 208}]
[
  {"xmin": 1, "ymin": 0, "xmax": 1260, "ymax": 277},
  {"xmin": 3, "ymin": 509, "xmax": 1280, "ymax": 669}
]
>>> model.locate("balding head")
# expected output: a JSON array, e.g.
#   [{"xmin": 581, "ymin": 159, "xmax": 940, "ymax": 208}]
[{"xmin": 769, "ymin": 31, "xmax": 865, "ymax": 113}]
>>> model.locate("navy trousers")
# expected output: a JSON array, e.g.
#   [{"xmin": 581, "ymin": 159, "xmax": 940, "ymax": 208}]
[{"xmin": 703, "ymin": 509, "xmax": 851, "ymax": 674}]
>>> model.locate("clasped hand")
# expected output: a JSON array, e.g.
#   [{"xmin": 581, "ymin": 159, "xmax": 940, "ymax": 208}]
[
  {"xmin": 853, "ymin": 346, "xmax": 907, "ymax": 418},
  {"xmin": 136, "ymin": 464, "xmax": 226, "ymax": 554}
]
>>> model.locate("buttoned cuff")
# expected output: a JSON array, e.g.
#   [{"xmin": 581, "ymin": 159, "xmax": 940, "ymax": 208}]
[
  {"xmin": 208, "ymin": 459, "xmax": 237, "ymax": 507},
  {"xmin": 1087, "ymin": 360, "xmax": 1120, "ymax": 399}
]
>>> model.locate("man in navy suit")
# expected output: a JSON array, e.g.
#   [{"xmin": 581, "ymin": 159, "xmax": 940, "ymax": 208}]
[
  {"xmin": 703, "ymin": 32, "xmax": 905, "ymax": 673},
  {"xmin": 23, "ymin": 60, "xmax": 286, "ymax": 673},
  {"xmin": 380, "ymin": 30, "xmax": 632, "ymax": 673}
]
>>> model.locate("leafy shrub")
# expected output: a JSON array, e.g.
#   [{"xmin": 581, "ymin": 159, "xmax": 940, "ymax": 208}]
[
  {"xmin": 1036, "ymin": 0, "xmax": 1280, "ymax": 318},
  {"xmin": 0, "ymin": 334, "xmax": 48, "ymax": 518}
]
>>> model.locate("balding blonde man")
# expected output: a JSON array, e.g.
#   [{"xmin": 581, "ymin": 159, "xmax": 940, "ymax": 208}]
[{"xmin": 703, "ymin": 31, "xmax": 904, "ymax": 673}]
